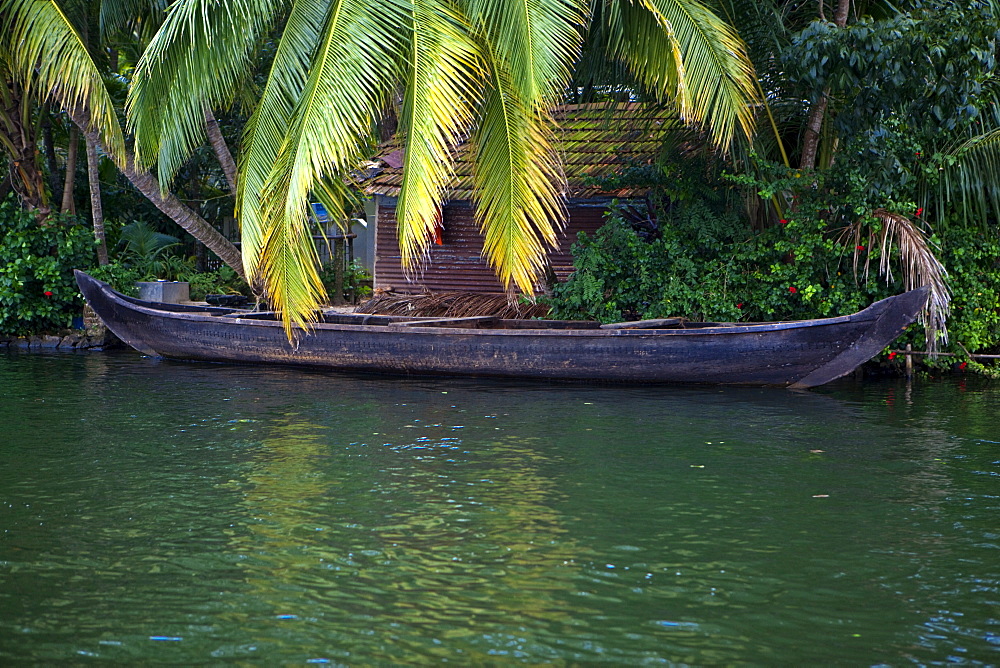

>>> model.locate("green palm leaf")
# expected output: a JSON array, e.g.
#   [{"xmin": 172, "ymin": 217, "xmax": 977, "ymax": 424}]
[
  {"xmin": 1, "ymin": 0, "xmax": 124, "ymax": 159},
  {"xmin": 940, "ymin": 120, "xmax": 1000, "ymax": 227},
  {"xmin": 395, "ymin": 0, "xmax": 481, "ymax": 268},
  {"xmin": 473, "ymin": 57, "xmax": 565, "ymax": 293},
  {"xmin": 462, "ymin": 0, "xmax": 587, "ymax": 294},
  {"xmin": 257, "ymin": 0, "xmax": 408, "ymax": 337},
  {"xmin": 99, "ymin": 0, "xmax": 168, "ymax": 42},
  {"xmin": 127, "ymin": 0, "xmax": 285, "ymax": 187},
  {"xmin": 465, "ymin": 0, "xmax": 587, "ymax": 106},
  {"xmin": 604, "ymin": 0, "xmax": 757, "ymax": 149},
  {"xmin": 238, "ymin": 0, "xmax": 332, "ymax": 281}
]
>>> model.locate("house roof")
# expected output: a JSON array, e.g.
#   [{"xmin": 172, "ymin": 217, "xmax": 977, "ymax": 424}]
[{"xmin": 362, "ymin": 103, "xmax": 677, "ymax": 200}]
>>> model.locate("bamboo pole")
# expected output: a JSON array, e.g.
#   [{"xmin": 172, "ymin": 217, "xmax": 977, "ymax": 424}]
[{"xmin": 891, "ymin": 348, "xmax": 1000, "ymax": 360}]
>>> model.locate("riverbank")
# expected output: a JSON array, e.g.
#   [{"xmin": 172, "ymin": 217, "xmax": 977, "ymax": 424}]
[{"xmin": 0, "ymin": 330, "xmax": 120, "ymax": 350}]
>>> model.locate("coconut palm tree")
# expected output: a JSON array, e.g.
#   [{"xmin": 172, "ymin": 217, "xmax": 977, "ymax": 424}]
[
  {"xmin": 0, "ymin": 0, "xmax": 245, "ymax": 277},
  {"xmin": 127, "ymin": 0, "xmax": 759, "ymax": 334}
]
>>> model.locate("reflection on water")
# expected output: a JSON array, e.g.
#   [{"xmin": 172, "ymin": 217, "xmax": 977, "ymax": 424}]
[{"xmin": 0, "ymin": 350, "xmax": 998, "ymax": 664}]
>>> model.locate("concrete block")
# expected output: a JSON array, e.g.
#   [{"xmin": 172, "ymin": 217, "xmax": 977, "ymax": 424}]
[{"xmin": 136, "ymin": 281, "xmax": 190, "ymax": 304}]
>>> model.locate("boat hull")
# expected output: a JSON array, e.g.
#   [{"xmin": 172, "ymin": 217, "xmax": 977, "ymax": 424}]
[{"xmin": 75, "ymin": 271, "xmax": 927, "ymax": 388}]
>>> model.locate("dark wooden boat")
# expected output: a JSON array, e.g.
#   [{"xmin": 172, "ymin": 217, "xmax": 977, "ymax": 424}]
[{"xmin": 75, "ymin": 271, "xmax": 927, "ymax": 388}]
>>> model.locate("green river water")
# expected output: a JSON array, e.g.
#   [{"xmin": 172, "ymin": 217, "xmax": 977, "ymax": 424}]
[{"xmin": 0, "ymin": 350, "xmax": 998, "ymax": 665}]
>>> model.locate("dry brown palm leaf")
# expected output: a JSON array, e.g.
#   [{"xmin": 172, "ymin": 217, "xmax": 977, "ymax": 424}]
[
  {"xmin": 356, "ymin": 291, "xmax": 551, "ymax": 319},
  {"xmin": 841, "ymin": 209, "xmax": 950, "ymax": 351}
]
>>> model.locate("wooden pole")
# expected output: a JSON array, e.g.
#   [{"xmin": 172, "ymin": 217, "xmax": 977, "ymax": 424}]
[
  {"xmin": 905, "ymin": 343, "xmax": 913, "ymax": 379},
  {"xmin": 332, "ymin": 238, "xmax": 345, "ymax": 306},
  {"xmin": 891, "ymin": 349, "xmax": 1000, "ymax": 360}
]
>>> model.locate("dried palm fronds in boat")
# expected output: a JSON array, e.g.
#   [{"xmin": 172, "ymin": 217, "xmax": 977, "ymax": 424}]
[{"xmin": 356, "ymin": 291, "xmax": 551, "ymax": 319}]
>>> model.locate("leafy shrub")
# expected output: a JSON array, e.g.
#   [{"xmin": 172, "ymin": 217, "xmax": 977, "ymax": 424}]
[
  {"xmin": 0, "ymin": 199, "xmax": 96, "ymax": 335},
  {"xmin": 550, "ymin": 200, "xmax": 896, "ymax": 324},
  {"xmin": 319, "ymin": 259, "xmax": 372, "ymax": 304},
  {"xmin": 935, "ymin": 227, "xmax": 1000, "ymax": 352},
  {"xmin": 87, "ymin": 262, "xmax": 143, "ymax": 296},
  {"xmin": 90, "ymin": 260, "xmax": 248, "ymax": 302},
  {"xmin": 185, "ymin": 266, "xmax": 247, "ymax": 301},
  {"xmin": 116, "ymin": 221, "xmax": 185, "ymax": 280},
  {"xmin": 550, "ymin": 203, "xmax": 1000, "ymax": 357}
]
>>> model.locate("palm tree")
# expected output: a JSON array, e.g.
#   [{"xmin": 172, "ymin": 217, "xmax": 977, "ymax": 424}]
[
  {"xmin": 0, "ymin": 71, "xmax": 49, "ymax": 217},
  {"xmin": 128, "ymin": 0, "xmax": 759, "ymax": 334},
  {"xmin": 0, "ymin": 0, "xmax": 245, "ymax": 277}
]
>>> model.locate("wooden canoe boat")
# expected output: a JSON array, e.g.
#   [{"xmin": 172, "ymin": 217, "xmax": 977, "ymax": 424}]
[{"xmin": 75, "ymin": 270, "xmax": 927, "ymax": 388}]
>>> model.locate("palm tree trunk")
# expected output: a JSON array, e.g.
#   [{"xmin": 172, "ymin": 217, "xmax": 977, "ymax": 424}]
[
  {"xmin": 0, "ymin": 78, "xmax": 49, "ymax": 219},
  {"xmin": 204, "ymin": 107, "xmax": 237, "ymax": 194},
  {"xmin": 799, "ymin": 0, "xmax": 850, "ymax": 170},
  {"xmin": 41, "ymin": 103, "xmax": 61, "ymax": 198},
  {"xmin": 68, "ymin": 107, "xmax": 245, "ymax": 279},
  {"xmin": 61, "ymin": 125, "xmax": 79, "ymax": 215},
  {"xmin": 85, "ymin": 135, "xmax": 108, "ymax": 265},
  {"xmin": 799, "ymin": 96, "xmax": 828, "ymax": 170}
]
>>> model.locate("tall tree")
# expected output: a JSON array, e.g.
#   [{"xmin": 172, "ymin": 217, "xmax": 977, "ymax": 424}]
[
  {"xmin": 0, "ymin": 0, "xmax": 245, "ymax": 277},
  {"xmin": 60, "ymin": 125, "xmax": 79, "ymax": 215},
  {"xmin": 797, "ymin": 0, "xmax": 849, "ymax": 171},
  {"xmin": 0, "ymin": 73, "xmax": 49, "ymax": 218},
  {"xmin": 129, "ymin": 0, "xmax": 758, "ymax": 335}
]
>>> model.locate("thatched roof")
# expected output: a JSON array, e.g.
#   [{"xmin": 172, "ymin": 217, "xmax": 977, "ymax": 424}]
[{"xmin": 362, "ymin": 103, "xmax": 677, "ymax": 201}]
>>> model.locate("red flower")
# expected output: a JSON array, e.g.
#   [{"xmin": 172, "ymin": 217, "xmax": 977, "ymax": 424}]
[
  {"xmin": 43, "ymin": 291, "xmax": 54, "ymax": 297},
  {"xmin": 788, "ymin": 286, "xmax": 797, "ymax": 294},
  {"xmin": 959, "ymin": 362, "xmax": 968, "ymax": 370},
  {"xmin": 888, "ymin": 352, "xmax": 897, "ymax": 360},
  {"xmin": 736, "ymin": 303, "xmax": 743, "ymax": 309},
  {"xmin": 915, "ymin": 151, "xmax": 921, "ymax": 157},
  {"xmin": 856, "ymin": 245, "xmax": 865, "ymax": 251},
  {"xmin": 779, "ymin": 219, "xmax": 788, "ymax": 225},
  {"xmin": 915, "ymin": 207, "xmax": 924, "ymax": 217}
]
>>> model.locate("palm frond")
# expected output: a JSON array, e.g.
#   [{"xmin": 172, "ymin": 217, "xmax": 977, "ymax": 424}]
[
  {"xmin": 473, "ymin": 57, "xmax": 565, "ymax": 294},
  {"xmin": 460, "ymin": 0, "xmax": 587, "ymax": 294},
  {"xmin": 118, "ymin": 220, "xmax": 180, "ymax": 259},
  {"xmin": 569, "ymin": 2, "xmax": 642, "ymax": 104},
  {"xmin": 256, "ymin": 0, "xmax": 407, "ymax": 337},
  {"xmin": 604, "ymin": 0, "xmax": 758, "ymax": 150},
  {"xmin": 127, "ymin": 0, "xmax": 285, "ymax": 187},
  {"xmin": 237, "ymin": 0, "xmax": 331, "ymax": 282},
  {"xmin": 0, "ymin": 0, "xmax": 124, "ymax": 159},
  {"xmin": 464, "ymin": 0, "xmax": 588, "ymax": 107},
  {"xmin": 844, "ymin": 209, "xmax": 951, "ymax": 352},
  {"xmin": 395, "ymin": 0, "xmax": 481, "ymax": 269},
  {"xmin": 99, "ymin": 0, "xmax": 168, "ymax": 41},
  {"xmin": 938, "ymin": 107, "xmax": 1000, "ymax": 228}
]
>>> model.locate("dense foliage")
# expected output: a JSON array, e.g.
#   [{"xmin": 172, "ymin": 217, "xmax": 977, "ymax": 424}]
[
  {"xmin": 551, "ymin": 0, "xmax": 1000, "ymax": 368},
  {"xmin": 549, "ymin": 201, "xmax": 893, "ymax": 324},
  {"xmin": 0, "ymin": 0, "xmax": 998, "ymax": 366},
  {"xmin": 0, "ymin": 198, "xmax": 95, "ymax": 335},
  {"xmin": 551, "ymin": 188, "xmax": 1000, "ymax": 357}
]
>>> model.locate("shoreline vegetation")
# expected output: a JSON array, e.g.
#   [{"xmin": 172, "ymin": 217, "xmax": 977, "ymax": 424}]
[{"xmin": 1, "ymin": 2, "xmax": 998, "ymax": 378}]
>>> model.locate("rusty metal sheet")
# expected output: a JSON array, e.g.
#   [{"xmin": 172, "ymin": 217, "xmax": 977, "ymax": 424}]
[{"xmin": 375, "ymin": 200, "xmax": 609, "ymax": 294}]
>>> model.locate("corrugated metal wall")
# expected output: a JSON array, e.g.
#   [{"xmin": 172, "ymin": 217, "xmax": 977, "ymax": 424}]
[{"xmin": 374, "ymin": 197, "xmax": 609, "ymax": 294}]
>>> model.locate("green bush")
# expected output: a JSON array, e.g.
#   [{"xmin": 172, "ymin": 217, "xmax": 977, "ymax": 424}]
[
  {"xmin": 319, "ymin": 259, "xmax": 372, "ymax": 304},
  {"xmin": 0, "ymin": 199, "xmax": 96, "ymax": 335},
  {"xmin": 185, "ymin": 266, "xmax": 247, "ymax": 301},
  {"xmin": 550, "ymin": 201, "xmax": 896, "ymax": 325},
  {"xmin": 87, "ymin": 262, "xmax": 143, "ymax": 296},
  {"xmin": 90, "ymin": 260, "xmax": 248, "ymax": 302},
  {"xmin": 549, "ymin": 203, "xmax": 1000, "ymax": 356},
  {"xmin": 935, "ymin": 227, "xmax": 1000, "ymax": 352}
]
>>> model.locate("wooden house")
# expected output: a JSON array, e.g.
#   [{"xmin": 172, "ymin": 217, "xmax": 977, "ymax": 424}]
[{"xmin": 362, "ymin": 104, "xmax": 673, "ymax": 294}]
